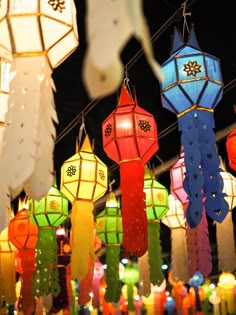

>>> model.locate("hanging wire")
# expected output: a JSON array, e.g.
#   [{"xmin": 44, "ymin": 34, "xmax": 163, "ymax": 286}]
[{"xmin": 181, "ymin": 1, "xmax": 191, "ymax": 39}]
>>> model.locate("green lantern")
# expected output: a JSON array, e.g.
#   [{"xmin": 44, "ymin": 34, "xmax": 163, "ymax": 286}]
[
  {"xmin": 144, "ymin": 165, "xmax": 169, "ymax": 286},
  {"xmin": 121, "ymin": 262, "xmax": 139, "ymax": 312},
  {"xmin": 96, "ymin": 191, "xmax": 122, "ymax": 303},
  {"xmin": 28, "ymin": 177, "xmax": 69, "ymax": 297}
]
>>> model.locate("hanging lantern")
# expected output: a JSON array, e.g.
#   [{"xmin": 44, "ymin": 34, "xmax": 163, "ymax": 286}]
[
  {"xmin": 96, "ymin": 191, "xmax": 123, "ymax": 303},
  {"xmin": 161, "ymin": 194, "xmax": 189, "ymax": 283},
  {"xmin": 188, "ymin": 271, "xmax": 204, "ymax": 314},
  {"xmin": 28, "ymin": 177, "xmax": 69, "ymax": 297},
  {"xmin": 0, "ymin": 226, "xmax": 17, "ymax": 306},
  {"xmin": 218, "ymin": 272, "xmax": 235, "ymax": 315},
  {"xmin": 102, "ymin": 83, "xmax": 159, "ymax": 257},
  {"xmin": 60, "ymin": 134, "xmax": 108, "ymax": 280},
  {"xmin": 8, "ymin": 198, "xmax": 38, "ymax": 315},
  {"xmin": 50, "ymin": 228, "xmax": 71, "ymax": 313},
  {"xmin": 143, "ymin": 165, "xmax": 168, "ymax": 286},
  {"xmin": 0, "ymin": 0, "xmax": 79, "ymax": 200},
  {"xmin": 216, "ymin": 158, "xmax": 236, "ymax": 272},
  {"xmin": 160, "ymin": 26, "xmax": 228, "ymax": 227},
  {"xmin": 170, "ymin": 151, "xmax": 212, "ymax": 278},
  {"xmin": 226, "ymin": 128, "xmax": 236, "ymax": 172},
  {"xmin": 121, "ymin": 262, "xmax": 140, "ymax": 313}
]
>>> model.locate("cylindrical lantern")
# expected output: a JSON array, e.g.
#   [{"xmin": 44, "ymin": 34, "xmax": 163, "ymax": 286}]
[
  {"xmin": 162, "ymin": 194, "xmax": 189, "ymax": 283},
  {"xmin": 8, "ymin": 198, "xmax": 38, "ymax": 314},
  {"xmin": 216, "ymin": 159, "xmax": 236, "ymax": 272},
  {"xmin": 102, "ymin": 83, "xmax": 159, "ymax": 257},
  {"xmin": 160, "ymin": 26, "xmax": 228, "ymax": 227},
  {"xmin": 0, "ymin": 0, "xmax": 79, "ymax": 199},
  {"xmin": 226, "ymin": 129, "xmax": 236, "ymax": 172},
  {"xmin": 28, "ymin": 177, "xmax": 69, "ymax": 297},
  {"xmin": 60, "ymin": 134, "xmax": 108, "ymax": 280},
  {"xmin": 143, "ymin": 165, "xmax": 168, "ymax": 286},
  {"xmin": 96, "ymin": 191, "xmax": 123, "ymax": 303},
  {"xmin": 0, "ymin": 227, "xmax": 17, "ymax": 306}
]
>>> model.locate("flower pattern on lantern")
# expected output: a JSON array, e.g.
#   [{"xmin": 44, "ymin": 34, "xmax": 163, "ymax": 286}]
[
  {"xmin": 160, "ymin": 26, "xmax": 228, "ymax": 227},
  {"xmin": 60, "ymin": 134, "xmax": 108, "ymax": 281},
  {"xmin": 28, "ymin": 177, "xmax": 69, "ymax": 297},
  {"xmin": 0, "ymin": 0, "xmax": 79, "ymax": 200},
  {"xmin": 102, "ymin": 83, "xmax": 159, "ymax": 258}
]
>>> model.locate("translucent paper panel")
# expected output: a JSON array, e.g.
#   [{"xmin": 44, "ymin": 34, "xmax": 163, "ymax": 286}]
[
  {"xmin": 115, "ymin": 113, "xmax": 134, "ymax": 137},
  {"xmin": 198, "ymin": 81, "xmax": 222, "ymax": 108},
  {"xmin": 80, "ymin": 160, "xmax": 96, "ymax": 181},
  {"xmin": 116, "ymin": 137, "xmax": 138, "ymax": 160},
  {"xmin": 0, "ymin": 20, "xmax": 12, "ymax": 55},
  {"xmin": 163, "ymin": 85, "xmax": 192, "ymax": 113},
  {"xmin": 205, "ymin": 55, "xmax": 222, "ymax": 81},
  {"xmin": 9, "ymin": 0, "xmax": 38, "ymax": 13},
  {"xmin": 161, "ymin": 59, "xmax": 177, "ymax": 89}
]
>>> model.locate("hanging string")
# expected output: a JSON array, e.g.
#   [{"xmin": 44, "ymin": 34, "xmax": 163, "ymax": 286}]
[
  {"xmin": 109, "ymin": 179, "xmax": 116, "ymax": 192},
  {"xmin": 181, "ymin": 1, "xmax": 191, "ymax": 39},
  {"xmin": 77, "ymin": 113, "xmax": 86, "ymax": 150}
]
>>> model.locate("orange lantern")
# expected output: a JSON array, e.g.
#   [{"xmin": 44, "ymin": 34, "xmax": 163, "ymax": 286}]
[
  {"xmin": 226, "ymin": 128, "xmax": 236, "ymax": 172},
  {"xmin": 102, "ymin": 83, "xmax": 159, "ymax": 257},
  {"xmin": 8, "ymin": 198, "xmax": 38, "ymax": 314}
]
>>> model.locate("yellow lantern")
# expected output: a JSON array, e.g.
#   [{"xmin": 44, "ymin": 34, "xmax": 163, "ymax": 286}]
[
  {"xmin": 0, "ymin": 0, "xmax": 79, "ymax": 200},
  {"xmin": 60, "ymin": 134, "xmax": 108, "ymax": 280},
  {"xmin": 218, "ymin": 272, "xmax": 236, "ymax": 315},
  {"xmin": 0, "ymin": 226, "xmax": 17, "ymax": 306}
]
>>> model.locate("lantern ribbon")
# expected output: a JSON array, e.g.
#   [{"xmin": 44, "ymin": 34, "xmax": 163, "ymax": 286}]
[
  {"xmin": 71, "ymin": 199, "xmax": 95, "ymax": 281},
  {"xmin": 147, "ymin": 221, "xmax": 164, "ymax": 286},
  {"xmin": 120, "ymin": 160, "xmax": 147, "ymax": 257},
  {"xmin": 104, "ymin": 245, "xmax": 121, "ymax": 303},
  {"xmin": 138, "ymin": 251, "xmax": 151, "ymax": 297}
]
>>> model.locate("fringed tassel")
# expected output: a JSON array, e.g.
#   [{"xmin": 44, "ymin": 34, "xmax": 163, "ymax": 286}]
[
  {"xmin": 18, "ymin": 249, "xmax": 36, "ymax": 315},
  {"xmin": 178, "ymin": 111, "xmax": 204, "ymax": 227},
  {"xmin": 120, "ymin": 160, "xmax": 147, "ymax": 257},
  {"xmin": 70, "ymin": 199, "xmax": 95, "ymax": 280},
  {"xmin": 216, "ymin": 211, "xmax": 236, "ymax": 272},
  {"xmin": 147, "ymin": 221, "xmax": 164, "ymax": 286},
  {"xmin": 104, "ymin": 245, "xmax": 121, "ymax": 303},
  {"xmin": 138, "ymin": 251, "xmax": 151, "ymax": 297},
  {"xmin": 198, "ymin": 110, "xmax": 228, "ymax": 222}
]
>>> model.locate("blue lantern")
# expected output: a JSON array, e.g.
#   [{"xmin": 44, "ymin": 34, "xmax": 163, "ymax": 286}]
[{"xmin": 160, "ymin": 26, "xmax": 228, "ymax": 227}]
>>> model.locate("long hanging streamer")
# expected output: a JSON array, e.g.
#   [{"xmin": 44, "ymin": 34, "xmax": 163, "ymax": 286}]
[{"xmin": 138, "ymin": 251, "xmax": 151, "ymax": 298}]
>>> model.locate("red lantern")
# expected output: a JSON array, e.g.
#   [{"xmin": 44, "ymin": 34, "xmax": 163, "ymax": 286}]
[
  {"xmin": 102, "ymin": 83, "xmax": 158, "ymax": 257},
  {"xmin": 8, "ymin": 198, "xmax": 38, "ymax": 315},
  {"xmin": 226, "ymin": 128, "xmax": 236, "ymax": 172}
]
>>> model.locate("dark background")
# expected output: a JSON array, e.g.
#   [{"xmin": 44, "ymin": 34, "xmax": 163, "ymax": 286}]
[{"xmin": 52, "ymin": 0, "xmax": 236, "ymax": 275}]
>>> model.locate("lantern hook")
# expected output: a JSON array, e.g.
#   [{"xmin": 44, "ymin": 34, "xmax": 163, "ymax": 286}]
[
  {"xmin": 181, "ymin": 1, "xmax": 191, "ymax": 39},
  {"xmin": 77, "ymin": 112, "xmax": 87, "ymax": 150},
  {"xmin": 109, "ymin": 179, "xmax": 116, "ymax": 192}
]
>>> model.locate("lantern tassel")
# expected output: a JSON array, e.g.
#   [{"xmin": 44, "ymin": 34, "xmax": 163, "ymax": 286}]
[
  {"xmin": 104, "ymin": 245, "xmax": 121, "ymax": 303},
  {"xmin": 216, "ymin": 212, "xmax": 236, "ymax": 272},
  {"xmin": 198, "ymin": 111, "xmax": 229, "ymax": 222},
  {"xmin": 0, "ymin": 56, "xmax": 57, "ymax": 199},
  {"xmin": 120, "ymin": 160, "xmax": 147, "ymax": 257},
  {"xmin": 71, "ymin": 199, "xmax": 95, "ymax": 281},
  {"xmin": 147, "ymin": 221, "xmax": 164, "ymax": 286},
  {"xmin": 138, "ymin": 251, "xmax": 151, "ymax": 297}
]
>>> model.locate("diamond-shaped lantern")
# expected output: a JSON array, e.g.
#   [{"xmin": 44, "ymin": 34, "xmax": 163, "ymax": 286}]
[
  {"xmin": 96, "ymin": 191, "xmax": 123, "ymax": 303},
  {"xmin": 0, "ymin": 0, "xmax": 79, "ymax": 199},
  {"xmin": 143, "ymin": 165, "xmax": 168, "ymax": 286},
  {"xmin": 226, "ymin": 128, "xmax": 236, "ymax": 172},
  {"xmin": 8, "ymin": 198, "xmax": 38, "ymax": 314},
  {"xmin": 102, "ymin": 83, "xmax": 159, "ymax": 257},
  {"xmin": 60, "ymin": 134, "xmax": 108, "ymax": 281},
  {"xmin": 160, "ymin": 26, "xmax": 228, "ymax": 227},
  {"xmin": 28, "ymin": 177, "xmax": 69, "ymax": 297}
]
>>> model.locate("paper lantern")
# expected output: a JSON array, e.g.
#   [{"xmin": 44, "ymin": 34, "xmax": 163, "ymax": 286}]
[
  {"xmin": 170, "ymin": 151, "xmax": 212, "ymax": 278},
  {"xmin": 143, "ymin": 165, "xmax": 168, "ymax": 286},
  {"xmin": 121, "ymin": 262, "xmax": 139, "ymax": 312},
  {"xmin": 96, "ymin": 191, "xmax": 122, "ymax": 303},
  {"xmin": 188, "ymin": 271, "xmax": 204, "ymax": 313},
  {"xmin": 60, "ymin": 134, "xmax": 108, "ymax": 280},
  {"xmin": 226, "ymin": 128, "xmax": 236, "ymax": 172},
  {"xmin": 218, "ymin": 272, "xmax": 235, "ymax": 315},
  {"xmin": 216, "ymin": 159, "xmax": 236, "ymax": 272},
  {"xmin": 0, "ymin": 0, "xmax": 79, "ymax": 199},
  {"xmin": 51, "ymin": 228, "xmax": 71, "ymax": 313},
  {"xmin": 102, "ymin": 83, "xmax": 159, "ymax": 257},
  {"xmin": 8, "ymin": 198, "xmax": 38, "ymax": 314},
  {"xmin": 162, "ymin": 194, "xmax": 189, "ymax": 283},
  {"xmin": 28, "ymin": 177, "xmax": 69, "ymax": 297},
  {"xmin": 0, "ymin": 227, "xmax": 17, "ymax": 306},
  {"xmin": 160, "ymin": 26, "xmax": 228, "ymax": 227}
]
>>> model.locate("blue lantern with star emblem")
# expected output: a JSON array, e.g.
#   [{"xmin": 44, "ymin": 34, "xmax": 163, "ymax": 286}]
[{"xmin": 160, "ymin": 26, "xmax": 228, "ymax": 227}]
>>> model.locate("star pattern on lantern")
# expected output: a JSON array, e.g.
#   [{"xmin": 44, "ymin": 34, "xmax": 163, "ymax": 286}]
[
  {"xmin": 99, "ymin": 169, "xmax": 105, "ymax": 181},
  {"xmin": 66, "ymin": 165, "xmax": 76, "ymax": 177},
  {"xmin": 183, "ymin": 60, "xmax": 202, "ymax": 76},
  {"xmin": 138, "ymin": 119, "xmax": 151, "ymax": 132},
  {"xmin": 50, "ymin": 200, "xmax": 59, "ymax": 210},
  {"xmin": 48, "ymin": 0, "xmax": 65, "ymax": 12},
  {"xmin": 104, "ymin": 123, "xmax": 112, "ymax": 137}
]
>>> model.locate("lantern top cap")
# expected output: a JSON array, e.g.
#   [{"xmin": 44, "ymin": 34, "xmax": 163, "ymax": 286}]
[
  {"xmin": 118, "ymin": 83, "xmax": 134, "ymax": 107},
  {"xmin": 79, "ymin": 134, "xmax": 93, "ymax": 153},
  {"xmin": 172, "ymin": 24, "xmax": 200, "ymax": 55}
]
